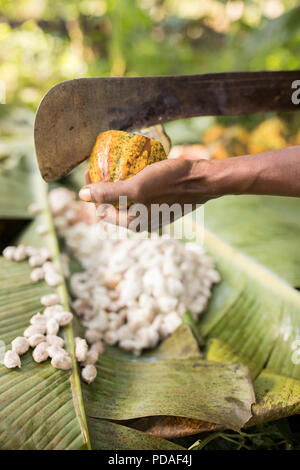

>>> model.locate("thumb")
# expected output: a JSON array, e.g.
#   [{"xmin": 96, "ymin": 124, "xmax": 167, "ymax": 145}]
[{"xmin": 79, "ymin": 179, "xmax": 138, "ymax": 205}]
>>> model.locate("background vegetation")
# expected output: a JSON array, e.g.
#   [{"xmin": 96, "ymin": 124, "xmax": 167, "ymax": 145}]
[{"xmin": 1, "ymin": 0, "xmax": 300, "ymax": 139}]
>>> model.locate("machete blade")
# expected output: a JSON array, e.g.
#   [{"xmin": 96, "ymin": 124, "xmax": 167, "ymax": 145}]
[{"xmin": 34, "ymin": 71, "xmax": 300, "ymax": 181}]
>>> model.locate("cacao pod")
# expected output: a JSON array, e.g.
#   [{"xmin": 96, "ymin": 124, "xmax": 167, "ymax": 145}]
[{"xmin": 88, "ymin": 130, "xmax": 167, "ymax": 184}]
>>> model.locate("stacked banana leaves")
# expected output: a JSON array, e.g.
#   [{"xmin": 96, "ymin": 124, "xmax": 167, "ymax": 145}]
[{"xmin": 0, "ymin": 149, "xmax": 299, "ymax": 448}]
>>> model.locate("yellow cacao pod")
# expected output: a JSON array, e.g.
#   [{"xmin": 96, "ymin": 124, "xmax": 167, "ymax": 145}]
[{"xmin": 88, "ymin": 130, "xmax": 167, "ymax": 184}]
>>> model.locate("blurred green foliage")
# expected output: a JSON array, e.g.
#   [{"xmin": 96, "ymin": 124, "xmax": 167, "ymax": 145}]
[{"xmin": 0, "ymin": 0, "xmax": 299, "ymax": 111}]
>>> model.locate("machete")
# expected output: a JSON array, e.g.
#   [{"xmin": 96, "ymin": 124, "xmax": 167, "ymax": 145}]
[{"xmin": 34, "ymin": 71, "xmax": 300, "ymax": 181}]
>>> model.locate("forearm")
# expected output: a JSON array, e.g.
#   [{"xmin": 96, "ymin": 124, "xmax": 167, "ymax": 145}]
[{"xmin": 195, "ymin": 146, "xmax": 300, "ymax": 199}]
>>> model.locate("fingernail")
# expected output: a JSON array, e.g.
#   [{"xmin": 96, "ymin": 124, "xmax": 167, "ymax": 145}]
[{"xmin": 79, "ymin": 187, "xmax": 92, "ymax": 202}]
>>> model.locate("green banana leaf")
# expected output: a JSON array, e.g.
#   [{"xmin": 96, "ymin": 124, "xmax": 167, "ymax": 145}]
[
  {"xmin": 204, "ymin": 195, "xmax": 300, "ymax": 287},
  {"xmin": 0, "ymin": 179, "xmax": 90, "ymax": 450},
  {"xmin": 83, "ymin": 355, "xmax": 254, "ymax": 430},
  {"xmin": 159, "ymin": 213, "xmax": 300, "ymax": 437},
  {"xmin": 88, "ymin": 418, "xmax": 185, "ymax": 450},
  {"xmin": 202, "ymin": 228, "xmax": 300, "ymax": 422}
]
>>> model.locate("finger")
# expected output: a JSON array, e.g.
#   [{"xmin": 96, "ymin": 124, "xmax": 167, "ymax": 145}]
[
  {"xmin": 79, "ymin": 179, "xmax": 137, "ymax": 205},
  {"xmin": 100, "ymin": 206, "xmax": 131, "ymax": 228},
  {"xmin": 95, "ymin": 203, "xmax": 110, "ymax": 218},
  {"xmin": 79, "ymin": 185, "xmax": 92, "ymax": 202}
]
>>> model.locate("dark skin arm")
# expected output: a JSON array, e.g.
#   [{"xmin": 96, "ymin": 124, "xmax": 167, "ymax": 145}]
[{"xmin": 79, "ymin": 146, "xmax": 300, "ymax": 228}]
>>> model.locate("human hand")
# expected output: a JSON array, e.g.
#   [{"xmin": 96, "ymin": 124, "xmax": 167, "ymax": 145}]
[
  {"xmin": 79, "ymin": 145, "xmax": 300, "ymax": 231},
  {"xmin": 79, "ymin": 158, "xmax": 214, "ymax": 230}
]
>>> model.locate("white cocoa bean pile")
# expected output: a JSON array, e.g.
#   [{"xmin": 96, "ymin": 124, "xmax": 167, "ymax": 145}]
[{"xmin": 50, "ymin": 188, "xmax": 221, "ymax": 356}]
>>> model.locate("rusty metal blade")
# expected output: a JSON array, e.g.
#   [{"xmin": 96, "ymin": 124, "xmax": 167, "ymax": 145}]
[{"xmin": 34, "ymin": 71, "xmax": 300, "ymax": 181}]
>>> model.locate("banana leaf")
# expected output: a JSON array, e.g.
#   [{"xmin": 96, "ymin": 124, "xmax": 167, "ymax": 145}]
[
  {"xmin": 0, "ymin": 179, "xmax": 90, "ymax": 450},
  {"xmin": 204, "ymin": 195, "xmax": 300, "ymax": 287},
  {"xmin": 124, "ymin": 415, "xmax": 220, "ymax": 438},
  {"xmin": 202, "ymin": 229, "xmax": 300, "ymax": 422},
  {"xmin": 112, "ymin": 199, "xmax": 300, "ymax": 437},
  {"xmin": 83, "ymin": 355, "xmax": 254, "ymax": 430},
  {"xmin": 0, "ymin": 167, "xmax": 34, "ymax": 219},
  {"xmin": 88, "ymin": 418, "xmax": 185, "ymax": 450},
  {"xmin": 157, "ymin": 214, "xmax": 300, "ymax": 437}
]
